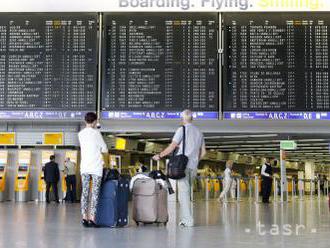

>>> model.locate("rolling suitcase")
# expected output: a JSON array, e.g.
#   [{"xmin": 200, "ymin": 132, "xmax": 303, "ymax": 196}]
[
  {"xmin": 95, "ymin": 180, "xmax": 118, "ymax": 227},
  {"xmin": 117, "ymin": 177, "xmax": 130, "ymax": 227},
  {"xmin": 132, "ymin": 177, "xmax": 168, "ymax": 226}
]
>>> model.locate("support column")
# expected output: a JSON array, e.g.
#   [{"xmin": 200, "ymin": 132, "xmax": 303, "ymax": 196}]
[
  {"xmin": 305, "ymin": 161, "xmax": 315, "ymax": 196},
  {"xmin": 280, "ymin": 150, "xmax": 288, "ymax": 202}
]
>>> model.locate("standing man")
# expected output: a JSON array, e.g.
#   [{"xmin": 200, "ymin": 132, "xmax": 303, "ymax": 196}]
[
  {"xmin": 78, "ymin": 112, "xmax": 108, "ymax": 228},
  {"xmin": 261, "ymin": 157, "xmax": 273, "ymax": 203},
  {"xmin": 64, "ymin": 158, "xmax": 77, "ymax": 203},
  {"xmin": 153, "ymin": 110, "xmax": 206, "ymax": 227},
  {"xmin": 218, "ymin": 160, "xmax": 233, "ymax": 202},
  {"xmin": 44, "ymin": 155, "xmax": 60, "ymax": 204}
]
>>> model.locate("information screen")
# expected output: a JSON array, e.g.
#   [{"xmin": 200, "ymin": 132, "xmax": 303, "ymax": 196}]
[
  {"xmin": 0, "ymin": 14, "xmax": 98, "ymax": 120},
  {"xmin": 223, "ymin": 13, "xmax": 330, "ymax": 120},
  {"xmin": 102, "ymin": 13, "xmax": 219, "ymax": 120}
]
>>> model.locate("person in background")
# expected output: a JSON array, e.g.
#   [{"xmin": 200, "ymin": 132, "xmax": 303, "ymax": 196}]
[
  {"xmin": 261, "ymin": 157, "xmax": 273, "ymax": 203},
  {"xmin": 78, "ymin": 112, "xmax": 108, "ymax": 228},
  {"xmin": 44, "ymin": 155, "xmax": 60, "ymax": 204},
  {"xmin": 64, "ymin": 157, "xmax": 77, "ymax": 203},
  {"xmin": 320, "ymin": 175, "xmax": 327, "ymax": 196},
  {"xmin": 153, "ymin": 109, "xmax": 206, "ymax": 227},
  {"xmin": 218, "ymin": 160, "xmax": 233, "ymax": 202}
]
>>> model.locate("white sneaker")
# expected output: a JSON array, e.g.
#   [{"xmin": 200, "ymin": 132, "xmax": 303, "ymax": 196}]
[
  {"xmin": 178, "ymin": 221, "xmax": 186, "ymax": 227},
  {"xmin": 178, "ymin": 221, "xmax": 194, "ymax": 227},
  {"xmin": 185, "ymin": 222, "xmax": 194, "ymax": 227}
]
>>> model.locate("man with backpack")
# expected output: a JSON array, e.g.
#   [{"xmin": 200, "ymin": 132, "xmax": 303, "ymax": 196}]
[{"xmin": 153, "ymin": 109, "xmax": 206, "ymax": 227}]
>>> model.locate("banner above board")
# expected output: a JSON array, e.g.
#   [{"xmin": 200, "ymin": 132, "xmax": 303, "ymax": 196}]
[{"xmin": 0, "ymin": 0, "xmax": 328, "ymax": 12}]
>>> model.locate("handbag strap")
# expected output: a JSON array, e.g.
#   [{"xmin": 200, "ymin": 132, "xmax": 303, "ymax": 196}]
[{"xmin": 182, "ymin": 125, "xmax": 186, "ymax": 156}]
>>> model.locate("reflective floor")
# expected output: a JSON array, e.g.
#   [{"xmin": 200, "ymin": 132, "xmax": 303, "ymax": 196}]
[{"xmin": 0, "ymin": 197, "xmax": 330, "ymax": 248}]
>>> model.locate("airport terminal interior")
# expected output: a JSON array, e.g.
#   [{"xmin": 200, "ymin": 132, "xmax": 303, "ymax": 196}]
[{"xmin": 1, "ymin": 4, "xmax": 330, "ymax": 248}]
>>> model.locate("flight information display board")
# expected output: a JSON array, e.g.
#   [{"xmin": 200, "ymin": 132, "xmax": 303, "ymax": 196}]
[
  {"xmin": 223, "ymin": 13, "xmax": 330, "ymax": 120},
  {"xmin": 0, "ymin": 14, "xmax": 98, "ymax": 120},
  {"xmin": 102, "ymin": 13, "xmax": 219, "ymax": 120}
]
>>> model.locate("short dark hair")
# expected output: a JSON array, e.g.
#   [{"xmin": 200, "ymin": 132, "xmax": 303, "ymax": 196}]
[
  {"xmin": 50, "ymin": 155, "xmax": 55, "ymax": 161},
  {"xmin": 141, "ymin": 165, "xmax": 148, "ymax": 173},
  {"xmin": 85, "ymin": 112, "xmax": 97, "ymax": 124}
]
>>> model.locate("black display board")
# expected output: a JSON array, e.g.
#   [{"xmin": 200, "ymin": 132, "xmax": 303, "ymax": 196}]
[
  {"xmin": 223, "ymin": 13, "xmax": 330, "ymax": 112},
  {"xmin": 102, "ymin": 13, "xmax": 219, "ymax": 119},
  {"xmin": 0, "ymin": 14, "xmax": 98, "ymax": 119}
]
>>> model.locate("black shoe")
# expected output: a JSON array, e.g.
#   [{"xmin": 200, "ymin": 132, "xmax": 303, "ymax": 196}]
[
  {"xmin": 88, "ymin": 220, "xmax": 99, "ymax": 228},
  {"xmin": 82, "ymin": 219, "xmax": 90, "ymax": 228},
  {"xmin": 55, "ymin": 200, "xmax": 60, "ymax": 204}
]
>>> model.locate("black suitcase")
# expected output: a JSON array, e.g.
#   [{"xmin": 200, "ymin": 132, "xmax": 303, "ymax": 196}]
[{"xmin": 117, "ymin": 177, "xmax": 130, "ymax": 227}]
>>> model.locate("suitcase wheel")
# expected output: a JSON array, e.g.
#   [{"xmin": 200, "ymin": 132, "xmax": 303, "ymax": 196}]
[{"xmin": 135, "ymin": 221, "xmax": 140, "ymax": 226}]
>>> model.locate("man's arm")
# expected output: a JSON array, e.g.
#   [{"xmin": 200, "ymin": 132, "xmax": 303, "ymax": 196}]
[
  {"xmin": 153, "ymin": 141, "xmax": 178, "ymax": 160},
  {"xmin": 261, "ymin": 164, "xmax": 271, "ymax": 177},
  {"xmin": 97, "ymin": 131, "xmax": 108, "ymax": 153},
  {"xmin": 56, "ymin": 164, "xmax": 60, "ymax": 182},
  {"xmin": 199, "ymin": 141, "xmax": 206, "ymax": 160}
]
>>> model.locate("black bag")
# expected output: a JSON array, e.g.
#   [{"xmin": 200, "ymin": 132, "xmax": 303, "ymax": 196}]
[
  {"xmin": 167, "ymin": 126, "xmax": 188, "ymax": 180},
  {"xmin": 149, "ymin": 170, "xmax": 175, "ymax": 195},
  {"xmin": 102, "ymin": 168, "xmax": 120, "ymax": 183}
]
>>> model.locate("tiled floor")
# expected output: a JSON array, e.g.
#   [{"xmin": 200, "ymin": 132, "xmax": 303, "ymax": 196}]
[{"xmin": 1, "ymin": 197, "xmax": 329, "ymax": 248}]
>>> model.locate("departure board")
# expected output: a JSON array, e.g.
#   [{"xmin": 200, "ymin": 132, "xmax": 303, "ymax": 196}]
[
  {"xmin": 0, "ymin": 14, "xmax": 98, "ymax": 120},
  {"xmin": 102, "ymin": 13, "xmax": 219, "ymax": 120},
  {"xmin": 223, "ymin": 13, "xmax": 330, "ymax": 120}
]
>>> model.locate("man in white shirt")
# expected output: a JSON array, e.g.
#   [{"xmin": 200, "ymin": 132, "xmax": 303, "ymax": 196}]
[
  {"xmin": 153, "ymin": 110, "xmax": 206, "ymax": 227},
  {"xmin": 78, "ymin": 112, "xmax": 108, "ymax": 227},
  {"xmin": 218, "ymin": 160, "xmax": 233, "ymax": 202},
  {"xmin": 63, "ymin": 158, "xmax": 77, "ymax": 203},
  {"xmin": 261, "ymin": 157, "xmax": 273, "ymax": 203}
]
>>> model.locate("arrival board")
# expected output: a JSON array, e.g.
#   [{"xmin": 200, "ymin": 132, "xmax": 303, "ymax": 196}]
[
  {"xmin": 102, "ymin": 13, "xmax": 219, "ymax": 119},
  {"xmin": 223, "ymin": 13, "xmax": 330, "ymax": 120},
  {"xmin": 0, "ymin": 14, "xmax": 98, "ymax": 119}
]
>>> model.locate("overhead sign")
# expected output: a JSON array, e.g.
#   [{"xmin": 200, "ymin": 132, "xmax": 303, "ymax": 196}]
[
  {"xmin": 280, "ymin": 140, "xmax": 297, "ymax": 150},
  {"xmin": 0, "ymin": 133, "xmax": 15, "ymax": 145},
  {"xmin": 0, "ymin": 0, "xmax": 327, "ymax": 12},
  {"xmin": 115, "ymin": 138, "xmax": 127, "ymax": 150},
  {"xmin": 43, "ymin": 133, "xmax": 63, "ymax": 146}
]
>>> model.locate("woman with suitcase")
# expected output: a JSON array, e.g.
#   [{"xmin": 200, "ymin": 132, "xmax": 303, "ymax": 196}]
[{"xmin": 78, "ymin": 112, "xmax": 108, "ymax": 228}]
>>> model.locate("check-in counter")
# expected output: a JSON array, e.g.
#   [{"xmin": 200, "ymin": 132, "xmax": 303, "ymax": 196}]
[
  {"xmin": 15, "ymin": 150, "xmax": 32, "ymax": 202},
  {"xmin": 0, "ymin": 151, "xmax": 8, "ymax": 202}
]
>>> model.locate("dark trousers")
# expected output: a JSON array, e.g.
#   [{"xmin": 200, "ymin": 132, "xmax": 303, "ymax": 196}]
[
  {"xmin": 65, "ymin": 175, "xmax": 77, "ymax": 202},
  {"xmin": 262, "ymin": 177, "xmax": 272, "ymax": 203},
  {"xmin": 46, "ymin": 182, "xmax": 59, "ymax": 202}
]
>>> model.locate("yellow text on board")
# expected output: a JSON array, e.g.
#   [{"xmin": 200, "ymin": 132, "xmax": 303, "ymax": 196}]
[
  {"xmin": 0, "ymin": 133, "xmax": 15, "ymax": 145},
  {"xmin": 43, "ymin": 133, "xmax": 63, "ymax": 145}
]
